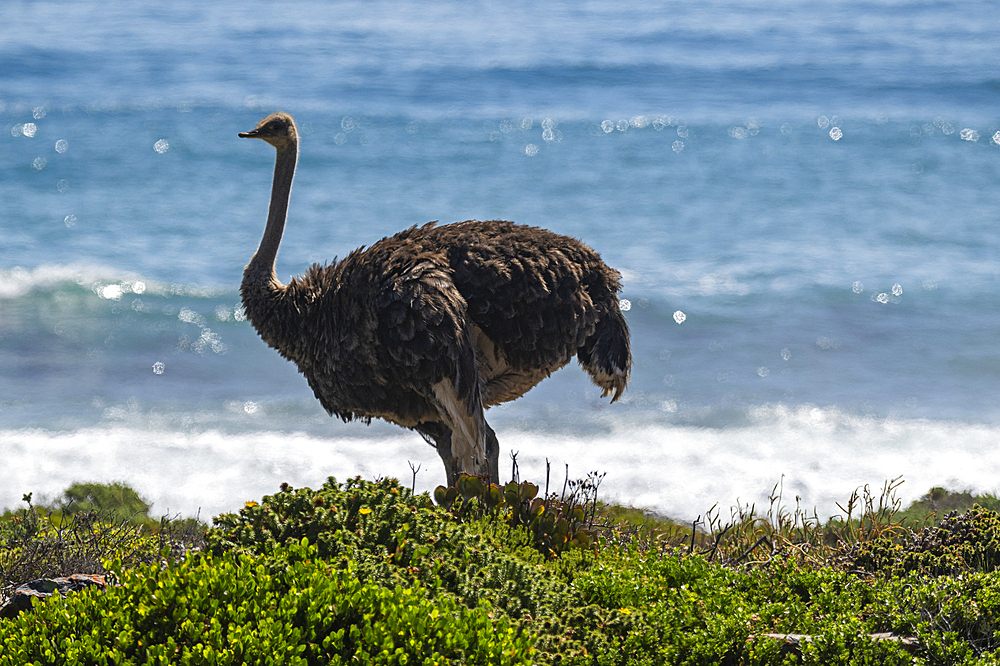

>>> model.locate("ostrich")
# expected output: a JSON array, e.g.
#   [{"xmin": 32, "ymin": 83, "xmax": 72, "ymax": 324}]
[{"xmin": 239, "ymin": 112, "xmax": 631, "ymax": 486}]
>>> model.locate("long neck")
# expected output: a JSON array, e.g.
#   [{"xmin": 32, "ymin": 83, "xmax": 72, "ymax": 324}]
[
  {"xmin": 248, "ymin": 140, "xmax": 298, "ymax": 281},
  {"xmin": 242, "ymin": 138, "xmax": 300, "ymax": 350}
]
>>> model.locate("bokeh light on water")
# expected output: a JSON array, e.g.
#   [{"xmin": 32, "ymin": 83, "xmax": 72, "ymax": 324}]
[{"xmin": 101, "ymin": 284, "xmax": 123, "ymax": 300}]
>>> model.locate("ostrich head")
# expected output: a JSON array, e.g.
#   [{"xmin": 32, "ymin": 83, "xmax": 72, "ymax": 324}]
[{"xmin": 239, "ymin": 112, "xmax": 298, "ymax": 150}]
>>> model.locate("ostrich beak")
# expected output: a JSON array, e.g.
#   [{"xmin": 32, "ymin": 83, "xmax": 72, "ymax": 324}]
[{"xmin": 238, "ymin": 128, "xmax": 261, "ymax": 139}]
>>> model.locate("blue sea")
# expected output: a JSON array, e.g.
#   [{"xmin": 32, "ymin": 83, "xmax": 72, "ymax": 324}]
[{"xmin": 3, "ymin": 0, "xmax": 1000, "ymax": 522}]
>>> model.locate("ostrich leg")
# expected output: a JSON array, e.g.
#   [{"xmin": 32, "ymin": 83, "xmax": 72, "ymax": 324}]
[
  {"xmin": 483, "ymin": 421, "xmax": 500, "ymax": 484},
  {"xmin": 416, "ymin": 422, "xmax": 461, "ymax": 487},
  {"xmin": 416, "ymin": 421, "xmax": 500, "ymax": 487}
]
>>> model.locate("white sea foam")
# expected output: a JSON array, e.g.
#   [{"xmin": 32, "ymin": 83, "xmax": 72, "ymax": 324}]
[
  {"xmin": 3, "ymin": 406, "xmax": 999, "ymax": 523},
  {"xmin": 1, "ymin": 427, "xmax": 432, "ymax": 519},
  {"xmin": 0, "ymin": 264, "xmax": 226, "ymax": 301},
  {"xmin": 504, "ymin": 406, "xmax": 1000, "ymax": 523}
]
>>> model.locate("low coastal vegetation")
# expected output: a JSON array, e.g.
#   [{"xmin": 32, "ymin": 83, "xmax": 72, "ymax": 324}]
[{"xmin": 3, "ymin": 477, "xmax": 1000, "ymax": 664}]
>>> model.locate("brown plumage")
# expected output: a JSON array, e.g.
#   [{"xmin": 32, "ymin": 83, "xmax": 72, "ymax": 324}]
[{"xmin": 239, "ymin": 112, "xmax": 631, "ymax": 486}]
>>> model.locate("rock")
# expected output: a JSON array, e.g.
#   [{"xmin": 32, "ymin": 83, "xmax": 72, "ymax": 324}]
[{"xmin": 0, "ymin": 574, "xmax": 107, "ymax": 620}]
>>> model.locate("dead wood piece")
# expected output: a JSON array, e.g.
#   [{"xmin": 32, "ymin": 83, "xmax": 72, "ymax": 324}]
[{"xmin": 752, "ymin": 632, "xmax": 920, "ymax": 658}]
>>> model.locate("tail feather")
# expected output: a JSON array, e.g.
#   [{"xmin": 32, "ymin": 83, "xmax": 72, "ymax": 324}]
[{"xmin": 578, "ymin": 302, "xmax": 631, "ymax": 402}]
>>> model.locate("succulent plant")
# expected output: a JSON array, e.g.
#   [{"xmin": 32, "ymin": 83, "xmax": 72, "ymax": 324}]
[{"xmin": 434, "ymin": 475, "xmax": 594, "ymax": 558}]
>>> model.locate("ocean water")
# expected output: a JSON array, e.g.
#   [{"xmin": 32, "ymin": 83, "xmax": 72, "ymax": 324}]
[{"xmin": 3, "ymin": 0, "xmax": 1000, "ymax": 522}]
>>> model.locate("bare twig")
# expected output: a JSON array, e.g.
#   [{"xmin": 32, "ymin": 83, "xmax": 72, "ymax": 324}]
[
  {"xmin": 407, "ymin": 461, "xmax": 421, "ymax": 494},
  {"xmin": 731, "ymin": 536, "xmax": 773, "ymax": 566}
]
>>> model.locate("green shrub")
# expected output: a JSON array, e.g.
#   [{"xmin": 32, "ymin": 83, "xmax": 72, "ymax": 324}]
[
  {"xmin": 59, "ymin": 482, "xmax": 153, "ymax": 523},
  {"xmin": 561, "ymin": 549, "xmax": 926, "ymax": 665},
  {"xmin": 206, "ymin": 476, "xmax": 982, "ymax": 664},
  {"xmin": 206, "ymin": 477, "xmax": 594, "ymax": 660},
  {"xmin": 209, "ymin": 477, "xmax": 443, "ymax": 562},
  {"xmin": 895, "ymin": 488, "xmax": 1000, "ymax": 528},
  {"xmin": 851, "ymin": 506, "xmax": 1000, "ymax": 576},
  {"xmin": 20, "ymin": 476, "xmax": 1000, "ymax": 665},
  {"xmin": 0, "ymin": 539, "xmax": 534, "ymax": 665}
]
